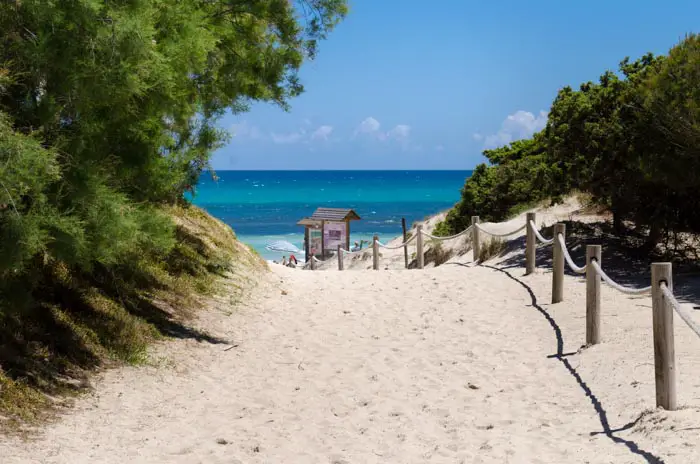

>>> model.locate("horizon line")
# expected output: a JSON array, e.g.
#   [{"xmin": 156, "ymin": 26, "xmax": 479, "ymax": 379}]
[{"xmin": 206, "ymin": 168, "xmax": 475, "ymax": 172}]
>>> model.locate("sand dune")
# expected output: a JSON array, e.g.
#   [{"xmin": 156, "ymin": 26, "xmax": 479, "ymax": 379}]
[{"xmin": 3, "ymin": 198, "xmax": 700, "ymax": 462}]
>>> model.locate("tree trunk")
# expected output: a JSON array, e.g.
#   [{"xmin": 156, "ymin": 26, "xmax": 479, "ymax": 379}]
[
  {"xmin": 646, "ymin": 222, "xmax": 663, "ymax": 252},
  {"xmin": 612, "ymin": 211, "xmax": 624, "ymax": 235}
]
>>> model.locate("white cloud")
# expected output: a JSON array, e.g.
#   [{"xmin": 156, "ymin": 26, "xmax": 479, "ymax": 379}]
[
  {"xmin": 355, "ymin": 116, "xmax": 382, "ymax": 137},
  {"xmin": 271, "ymin": 123, "xmax": 336, "ymax": 144},
  {"xmin": 270, "ymin": 131, "xmax": 305, "ymax": 144},
  {"xmin": 311, "ymin": 125, "xmax": 333, "ymax": 141},
  {"xmin": 387, "ymin": 124, "xmax": 411, "ymax": 140},
  {"xmin": 231, "ymin": 121, "xmax": 262, "ymax": 139},
  {"xmin": 354, "ymin": 117, "xmax": 414, "ymax": 148},
  {"xmin": 435, "ymin": 144, "xmax": 445, "ymax": 152},
  {"xmin": 479, "ymin": 110, "xmax": 548, "ymax": 149}
]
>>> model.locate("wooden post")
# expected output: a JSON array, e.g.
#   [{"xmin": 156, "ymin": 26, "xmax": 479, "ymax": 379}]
[
  {"xmin": 321, "ymin": 220, "xmax": 325, "ymax": 259},
  {"xmin": 651, "ymin": 262, "xmax": 676, "ymax": 410},
  {"xmin": 552, "ymin": 223, "xmax": 565, "ymax": 304},
  {"xmin": 472, "ymin": 216, "xmax": 480, "ymax": 262},
  {"xmin": 337, "ymin": 245, "xmax": 344, "ymax": 271},
  {"xmin": 586, "ymin": 245, "xmax": 601, "ymax": 345},
  {"xmin": 416, "ymin": 225, "xmax": 424, "ymax": 269},
  {"xmin": 309, "ymin": 253, "xmax": 316, "ymax": 271},
  {"xmin": 525, "ymin": 212, "xmax": 536, "ymax": 275},
  {"xmin": 372, "ymin": 235, "xmax": 379, "ymax": 270},
  {"xmin": 402, "ymin": 217, "xmax": 409, "ymax": 269}
]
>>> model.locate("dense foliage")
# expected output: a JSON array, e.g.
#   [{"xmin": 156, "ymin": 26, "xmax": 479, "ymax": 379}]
[
  {"xmin": 0, "ymin": 0, "xmax": 346, "ymax": 421},
  {"xmin": 1, "ymin": 0, "xmax": 346, "ymax": 276},
  {"xmin": 438, "ymin": 34, "xmax": 700, "ymax": 251},
  {"xmin": 437, "ymin": 134, "xmax": 560, "ymax": 235}
]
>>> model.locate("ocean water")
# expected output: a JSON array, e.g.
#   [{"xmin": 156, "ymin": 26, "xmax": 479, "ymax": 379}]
[{"xmin": 192, "ymin": 170, "xmax": 471, "ymax": 261}]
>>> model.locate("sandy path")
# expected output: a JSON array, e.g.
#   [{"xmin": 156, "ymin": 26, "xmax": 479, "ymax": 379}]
[{"xmin": 2, "ymin": 262, "xmax": 700, "ymax": 463}]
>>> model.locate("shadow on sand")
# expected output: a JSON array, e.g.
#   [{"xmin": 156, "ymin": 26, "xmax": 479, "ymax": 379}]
[
  {"xmin": 447, "ymin": 261, "xmax": 664, "ymax": 463},
  {"xmin": 484, "ymin": 220, "xmax": 700, "ymax": 304}
]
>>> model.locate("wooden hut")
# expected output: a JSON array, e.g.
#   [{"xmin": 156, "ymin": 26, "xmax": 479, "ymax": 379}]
[{"xmin": 297, "ymin": 207, "xmax": 361, "ymax": 261}]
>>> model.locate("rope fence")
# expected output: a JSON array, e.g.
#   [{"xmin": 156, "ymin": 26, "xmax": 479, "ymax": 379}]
[
  {"xmin": 660, "ymin": 283, "xmax": 700, "ymax": 339},
  {"xmin": 529, "ymin": 220, "xmax": 554, "ymax": 245},
  {"xmin": 557, "ymin": 234, "xmax": 587, "ymax": 274},
  {"xmin": 475, "ymin": 222, "xmax": 527, "ymax": 238},
  {"xmin": 589, "ymin": 260, "xmax": 651, "ymax": 295},
  {"xmin": 421, "ymin": 225, "xmax": 472, "ymax": 241},
  {"xmin": 300, "ymin": 210, "xmax": 700, "ymax": 411},
  {"xmin": 377, "ymin": 233, "xmax": 417, "ymax": 250}
]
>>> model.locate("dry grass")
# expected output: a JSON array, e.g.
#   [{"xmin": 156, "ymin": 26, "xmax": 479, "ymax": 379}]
[
  {"xmin": 0, "ymin": 204, "xmax": 265, "ymax": 432},
  {"xmin": 478, "ymin": 238, "xmax": 507, "ymax": 262},
  {"xmin": 424, "ymin": 242, "xmax": 454, "ymax": 267}
]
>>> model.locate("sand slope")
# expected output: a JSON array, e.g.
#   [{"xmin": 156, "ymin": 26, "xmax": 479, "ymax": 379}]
[{"xmin": 3, "ymin": 256, "xmax": 700, "ymax": 463}]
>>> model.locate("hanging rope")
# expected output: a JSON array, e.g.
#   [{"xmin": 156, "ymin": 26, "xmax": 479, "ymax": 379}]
[
  {"xmin": 529, "ymin": 220, "xmax": 554, "ymax": 245},
  {"xmin": 475, "ymin": 222, "xmax": 527, "ymax": 237},
  {"xmin": 377, "ymin": 233, "xmax": 418, "ymax": 250},
  {"xmin": 341, "ymin": 239, "xmax": 377, "ymax": 256},
  {"xmin": 660, "ymin": 283, "xmax": 700, "ymax": 339},
  {"xmin": 556, "ymin": 234, "xmax": 587, "ymax": 274},
  {"xmin": 421, "ymin": 225, "xmax": 473, "ymax": 241},
  {"xmin": 590, "ymin": 260, "xmax": 651, "ymax": 295}
]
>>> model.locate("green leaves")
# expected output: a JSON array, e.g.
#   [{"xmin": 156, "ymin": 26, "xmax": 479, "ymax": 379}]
[
  {"xmin": 442, "ymin": 35, "xmax": 700, "ymax": 246},
  {"xmin": 438, "ymin": 135, "xmax": 555, "ymax": 235},
  {"xmin": 0, "ymin": 0, "xmax": 347, "ymax": 275}
]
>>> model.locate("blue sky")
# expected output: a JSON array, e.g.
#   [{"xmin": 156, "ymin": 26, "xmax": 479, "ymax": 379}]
[{"xmin": 211, "ymin": 0, "xmax": 700, "ymax": 171}]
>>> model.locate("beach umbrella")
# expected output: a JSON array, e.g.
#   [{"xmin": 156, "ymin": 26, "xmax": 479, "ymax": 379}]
[{"xmin": 265, "ymin": 240, "xmax": 302, "ymax": 254}]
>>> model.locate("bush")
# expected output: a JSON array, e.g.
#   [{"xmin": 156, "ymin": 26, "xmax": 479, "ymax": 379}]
[
  {"xmin": 478, "ymin": 238, "xmax": 506, "ymax": 263},
  {"xmin": 438, "ymin": 134, "xmax": 560, "ymax": 236}
]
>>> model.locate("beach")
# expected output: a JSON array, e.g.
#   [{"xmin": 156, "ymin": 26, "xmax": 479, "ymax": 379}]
[
  {"xmin": 192, "ymin": 170, "xmax": 471, "ymax": 260},
  {"xmin": 3, "ymin": 200, "xmax": 700, "ymax": 463}
]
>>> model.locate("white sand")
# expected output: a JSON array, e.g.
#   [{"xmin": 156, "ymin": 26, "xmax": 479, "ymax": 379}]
[{"xmin": 3, "ymin": 198, "xmax": 700, "ymax": 463}]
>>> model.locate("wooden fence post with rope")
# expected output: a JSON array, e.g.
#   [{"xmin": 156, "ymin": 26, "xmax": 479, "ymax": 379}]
[
  {"xmin": 651, "ymin": 262, "xmax": 676, "ymax": 410},
  {"xmin": 372, "ymin": 235, "xmax": 379, "ymax": 270},
  {"xmin": 552, "ymin": 223, "xmax": 565, "ymax": 303},
  {"xmin": 586, "ymin": 245, "xmax": 601, "ymax": 345},
  {"xmin": 471, "ymin": 216, "xmax": 480, "ymax": 262},
  {"xmin": 402, "ymin": 217, "xmax": 409, "ymax": 269},
  {"xmin": 525, "ymin": 212, "xmax": 536, "ymax": 275}
]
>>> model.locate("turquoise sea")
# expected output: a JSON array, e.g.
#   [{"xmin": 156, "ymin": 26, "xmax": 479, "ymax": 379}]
[{"xmin": 192, "ymin": 170, "xmax": 472, "ymax": 261}]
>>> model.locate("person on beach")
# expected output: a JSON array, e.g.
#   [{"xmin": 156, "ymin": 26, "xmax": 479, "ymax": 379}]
[
  {"xmin": 281, "ymin": 256, "xmax": 288, "ymax": 266},
  {"xmin": 289, "ymin": 254, "xmax": 298, "ymax": 266}
]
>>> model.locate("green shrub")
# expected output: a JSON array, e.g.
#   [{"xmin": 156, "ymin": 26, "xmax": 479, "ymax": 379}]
[{"xmin": 440, "ymin": 134, "xmax": 559, "ymax": 236}]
